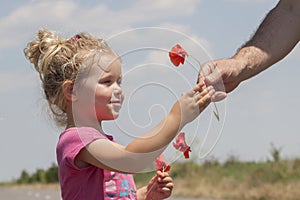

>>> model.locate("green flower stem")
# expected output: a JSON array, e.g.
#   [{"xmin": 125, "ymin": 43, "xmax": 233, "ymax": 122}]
[
  {"xmin": 189, "ymin": 54, "xmax": 220, "ymax": 121},
  {"xmin": 213, "ymin": 102, "xmax": 220, "ymax": 121}
]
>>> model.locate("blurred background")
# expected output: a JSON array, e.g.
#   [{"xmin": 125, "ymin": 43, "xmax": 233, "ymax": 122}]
[{"xmin": 0, "ymin": 0, "xmax": 299, "ymax": 192}]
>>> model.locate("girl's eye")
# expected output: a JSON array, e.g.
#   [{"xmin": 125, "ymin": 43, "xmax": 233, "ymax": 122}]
[
  {"xmin": 99, "ymin": 80, "xmax": 111, "ymax": 85},
  {"xmin": 99, "ymin": 78, "xmax": 121, "ymax": 86}
]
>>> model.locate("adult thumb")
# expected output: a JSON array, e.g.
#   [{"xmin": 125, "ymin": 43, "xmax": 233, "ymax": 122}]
[
  {"xmin": 211, "ymin": 91, "xmax": 227, "ymax": 102},
  {"xmin": 204, "ymin": 68, "xmax": 222, "ymax": 85}
]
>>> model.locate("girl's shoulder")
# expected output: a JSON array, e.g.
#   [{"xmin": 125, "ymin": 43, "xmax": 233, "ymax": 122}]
[{"xmin": 59, "ymin": 126, "xmax": 113, "ymax": 144}]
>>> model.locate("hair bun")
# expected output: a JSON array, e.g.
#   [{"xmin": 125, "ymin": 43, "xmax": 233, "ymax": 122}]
[{"xmin": 24, "ymin": 28, "xmax": 68, "ymax": 82}]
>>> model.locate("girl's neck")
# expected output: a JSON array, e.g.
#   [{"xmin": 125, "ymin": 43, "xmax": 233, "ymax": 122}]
[{"xmin": 66, "ymin": 114, "xmax": 104, "ymax": 133}]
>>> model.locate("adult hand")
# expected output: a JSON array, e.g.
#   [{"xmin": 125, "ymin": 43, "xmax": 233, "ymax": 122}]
[{"xmin": 198, "ymin": 58, "xmax": 245, "ymax": 101}]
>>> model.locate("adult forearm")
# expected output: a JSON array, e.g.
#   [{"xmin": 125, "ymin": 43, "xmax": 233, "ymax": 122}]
[{"xmin": 234, "ymin": 0, "xmax": 300, "ymax": 81}]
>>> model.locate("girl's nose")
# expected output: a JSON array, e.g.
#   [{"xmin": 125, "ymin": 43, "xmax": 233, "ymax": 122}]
[{"xmin": 113, "ymin": 82, "xmax": 122, "ymax": 94}]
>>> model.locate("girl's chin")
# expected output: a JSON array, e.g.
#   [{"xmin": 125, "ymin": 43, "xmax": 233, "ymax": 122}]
[
  {"xmin": 112, "ymin": 114, "xmax": 120, "ymax": 120},
  {"xmin": 101, "ymin": 113, "xmax": 120, "ymax": 121}
]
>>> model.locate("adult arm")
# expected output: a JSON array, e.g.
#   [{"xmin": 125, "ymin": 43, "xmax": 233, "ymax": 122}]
[
  {"xmin": 200, "ymin": 0, "xmax": 300, "ymax": 100},
  {"xmin": 234, "ymin": 0, "xmax": 300, "ymax": 81}
]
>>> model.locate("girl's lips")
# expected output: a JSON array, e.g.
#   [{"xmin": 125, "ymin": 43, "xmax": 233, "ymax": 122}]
[
  {"xmin": 111, "ymin": 101, "xmax": 122, "ymax": 112},
  {"xmin": 110, "ymin": 100, "xmax": 123, "ymax": 108},
  {"xmin": 110, "ymin": 100, "xmax": 121, "ymax": 104}
]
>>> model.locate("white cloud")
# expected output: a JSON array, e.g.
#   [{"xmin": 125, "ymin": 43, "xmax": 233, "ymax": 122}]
[
  {"xmin": 0, "ymin": 0, "xmax": 200, "ymax": 48},
  {"xmin": 0, "ymin": 1, "xmax": 78, "ymax": 46},
  {"xmin": 124, "ymin": 0, "xmax": 198, "ymax": 22},
  {"xmin": 107, "ymin": 24, "xmax": 213, "ymax": 63}
]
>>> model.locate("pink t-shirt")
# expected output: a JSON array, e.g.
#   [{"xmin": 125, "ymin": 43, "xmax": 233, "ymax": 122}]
[{"xmin": 56, "ymin": 127, "xmax": 137, "ymax": 200}]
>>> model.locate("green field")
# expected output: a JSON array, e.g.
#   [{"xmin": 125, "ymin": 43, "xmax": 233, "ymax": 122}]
[
  {"xmin": 134, "ymin": 158, "xmax": 300, "ymax": 200},
  {"xmin": 4, "ymin": 150, "xmax": 300, "ymax": 200}
]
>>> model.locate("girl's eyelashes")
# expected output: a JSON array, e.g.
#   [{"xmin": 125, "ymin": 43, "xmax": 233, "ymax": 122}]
[
  {"xmin": 98, "ymin": 78, "xmax": 122, "ymax": 86},
  {"xmin": 98, "ymin": 79, "xmax": 111, "ymax": 85},
  {"xmin": 103, "ymin": 80, "xmax": 112, "ymax": 84},
  {"xmin": 117, "ymin": 79, "xmax": 122, "ymax": 85}
]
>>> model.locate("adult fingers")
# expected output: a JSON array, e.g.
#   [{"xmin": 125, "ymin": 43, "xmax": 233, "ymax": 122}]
[
  {"xmin": 199, "ymin": 61, "xmax": 224, "ymax": 87},
  {"xmin": 211, "ymin": 91, "xmax": 227, "ymax": 102}
]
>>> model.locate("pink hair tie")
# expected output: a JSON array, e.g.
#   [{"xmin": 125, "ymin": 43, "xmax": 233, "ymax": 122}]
[{"xmin": 72, "ymin": 35, "xmax": 80, "ymax": 42}]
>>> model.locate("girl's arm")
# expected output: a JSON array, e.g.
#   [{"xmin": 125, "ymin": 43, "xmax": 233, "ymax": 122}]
[{"xmin": 77, "ymin": 84, "xmax": 214, "ymax": 173}]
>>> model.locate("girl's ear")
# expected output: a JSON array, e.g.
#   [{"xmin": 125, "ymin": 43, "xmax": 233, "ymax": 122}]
[{"xmin": 62, "ymin": 80, "xmax": 78, "ymax": 102}]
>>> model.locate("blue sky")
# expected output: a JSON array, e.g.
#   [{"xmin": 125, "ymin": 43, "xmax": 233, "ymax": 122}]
[{"xmin": 1, "ymin": 0, "xmax": 299, "ymax": 182}]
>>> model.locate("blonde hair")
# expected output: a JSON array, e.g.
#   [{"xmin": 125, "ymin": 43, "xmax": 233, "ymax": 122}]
[{"xmin": 24, "ymin": 28, "xmax": 117, "ymax": 126}]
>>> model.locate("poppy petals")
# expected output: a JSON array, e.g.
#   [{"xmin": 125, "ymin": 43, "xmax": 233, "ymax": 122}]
[
  {"xmin": 169, "ymin": 44, "xmax": 188, "ymax": 67},
  {"xmin": 155, "ymin": 154, "xmax": 171, "ymax": 172},
  {"xmin": 172, "ymin": 132, "xmax": 192, "ymax": 159}
]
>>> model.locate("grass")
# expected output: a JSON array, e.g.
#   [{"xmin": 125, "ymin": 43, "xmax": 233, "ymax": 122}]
[
  {"xmin": 4, "ymin": 157, "xmax": 300, "ymax": 200},
  {"xmin": 0, "ymin": 182, "xmax": 60, "ymax": 191},
  {"xmin": 134, "ymin": 158, "xmax": 300, "ymax": 200}
]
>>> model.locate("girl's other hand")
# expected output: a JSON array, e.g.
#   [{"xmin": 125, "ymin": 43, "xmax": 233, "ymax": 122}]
[{"xmin": 146, "ymin": 171, "xmax": 174, "ymax": 200}]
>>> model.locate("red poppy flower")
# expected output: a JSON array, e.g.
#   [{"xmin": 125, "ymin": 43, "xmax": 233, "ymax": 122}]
[
  {"xmin": 169, "ymin": 44, "xmax": 188, "ymax": 67},
  {"xmin": 155, "ymin": 154, "xmax": 171, "ymax": 172},
  {"xmin": 172, "ymin": 132, "xmax": 192, "ymax": 159},
  {"xmin": 168, "ymin": 43, "xmax": 220, "ymax": 121}
]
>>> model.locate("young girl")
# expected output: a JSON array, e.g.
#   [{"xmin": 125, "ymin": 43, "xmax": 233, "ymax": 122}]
[{"xmin": 24, "ymin": 28, "xmax": 215, "ymax": 200}]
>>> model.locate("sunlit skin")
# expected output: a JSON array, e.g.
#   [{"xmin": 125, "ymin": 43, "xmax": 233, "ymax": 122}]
[
  {"xmin": 64, "ymin": 59, "xmax": 123, "ymax": 130},
  {"xmin": 62, "ymin": 59, "xmax": 178, "ymax": 199},
  {"xmin": 199, "ymin": 0, "xmax": 300, "ymax": 101},
  {"xmin": 93, "ymin": 59, "xmax": 124, "ymax": 121},
  {"xmin": 25, "ymin": 28, "xmax": 216, "ymax": 199}
]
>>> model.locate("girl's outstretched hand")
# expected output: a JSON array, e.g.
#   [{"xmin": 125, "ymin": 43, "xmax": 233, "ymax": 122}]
[
  {"xmin": 170, "ymin": 82, "xmax": 215, "ymax": 126},
  {"xmin": 145, "ymin": 171, "xmax": 174, "ymax": 200}
]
